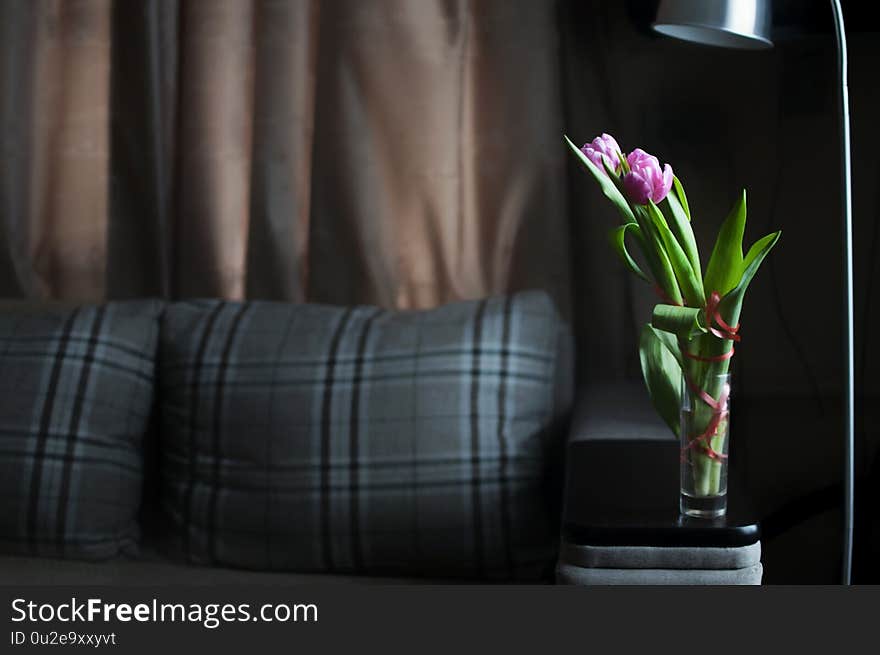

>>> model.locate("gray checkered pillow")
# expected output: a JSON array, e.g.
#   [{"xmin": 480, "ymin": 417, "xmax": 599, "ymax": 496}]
[
  {"xmin": 0, "ymin": 301, "xmax": 162, "ymax": 560},
  {"xmin": 159, "ymin": 291, "xmax": 571, "ymax": 580}
]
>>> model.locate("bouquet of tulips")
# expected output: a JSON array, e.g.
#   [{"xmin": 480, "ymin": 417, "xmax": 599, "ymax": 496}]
[{"xmin": 566, "ymin": 133, "xmax": 780, "ymax": 501}]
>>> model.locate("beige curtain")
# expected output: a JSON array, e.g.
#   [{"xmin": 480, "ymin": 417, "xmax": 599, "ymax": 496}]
[{"xmin": 0, "ymin": 0, "xmax": 573, "ymax": 318}]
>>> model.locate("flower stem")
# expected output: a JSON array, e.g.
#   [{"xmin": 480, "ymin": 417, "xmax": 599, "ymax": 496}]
[{"xmin": 682, "ymin": 333, "xmax": 731, "ymax": 498}]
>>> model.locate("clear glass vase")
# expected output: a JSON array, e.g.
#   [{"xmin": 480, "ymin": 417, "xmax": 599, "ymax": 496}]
[{"xmin": 680, "ymin": 372, "xmax": 731, "ymax": 518}]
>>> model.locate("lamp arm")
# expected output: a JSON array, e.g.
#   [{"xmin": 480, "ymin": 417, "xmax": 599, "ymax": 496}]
[{"xmin": 831, "ymin": 0, "xmax": 854, "ymax": 586}]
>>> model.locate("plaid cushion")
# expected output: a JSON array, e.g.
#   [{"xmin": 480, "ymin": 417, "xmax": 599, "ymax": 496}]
[
  {"xmin": 159, "ymin": 291, "xmax": 570, "ymax": 580},
  {"xmin": 0, "ymin": 301, "xmax": 162, "ymax": 559}
]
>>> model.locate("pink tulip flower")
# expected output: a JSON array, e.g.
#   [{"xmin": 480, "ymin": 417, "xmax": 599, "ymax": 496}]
[
  {"xmin": 580, "ymin": 133, "xmax": 622, "ymax": 174},
  {"xmin": 622, "ymin": 148, "xmax": 674, "ymax": 205}
]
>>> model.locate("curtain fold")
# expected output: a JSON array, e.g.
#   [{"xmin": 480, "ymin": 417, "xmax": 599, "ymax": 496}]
[
  {"xmin": 0, "ymin": 0, "xmax": 39, "ymax": 297},
  {"xmin": 173, "ymin": 0, "xmax": 255, "ymax": 299},
  {"xmin": 107, "ymin": 0, "xmax": 178, "ymax": 298},
  {"xmin": 244, "ymin": 0, "xmax": 319, "ymax": 302}
]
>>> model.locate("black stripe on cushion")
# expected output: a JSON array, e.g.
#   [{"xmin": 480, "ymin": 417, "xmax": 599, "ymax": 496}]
[
  {"xmin": 55, "ymin": 306, "xmax": 107, "ymax": 557},
  {"xmin": 320, "ymin": 308, "xmax": 353, "ymax": 571},
  {"xmin": 180, "ymin": 301, "xmax": 225, "ymax": 561},
  {"xmin": 469, "ymin": 299, "xmax": 488, "ymax": 578},
  {"xmin": 206, "ymin": 303, "xmax": 250, "ymax": 563},
  {"xmin": 26, "ymin": 308, "xmax": 80, "ymax": 553}
]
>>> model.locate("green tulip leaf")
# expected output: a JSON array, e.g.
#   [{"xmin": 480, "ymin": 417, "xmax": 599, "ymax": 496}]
[
  {"xmin": 646, "ymin": 201, "xmax": 705, "ymax": 306},
  {"xmin": 564, "ymin": 135, "xmax": 635, "ymax": 225},
  {"xmin": 633, "ymin": 206, "xmax": 684, "ymax": 306},
  {"xmin": 663, "ymin": 191, "xmax": 702, "ymax": 279},
  {"xmin": 743, "ymin": 230, "xmax": 782, "ymax": 273},
  {"xmin": 703, "ymin": 189, "xmax": 747, "ymax": 296},
  {"xmin": 639, "ymin": 323, "xmax": 683, "ymax": 436},
  {"xmin": 652, "ymin": 304, "xmax": 707, "ymax": 341},
  {"xmin": 652, "ymin": 248, "xmax": 684, "ymax": 306},
  {"xmin": 672, "ymin": 175, "xmax": 690, "ymax": 220},
  {"xmin": 718, "ymin": 230, "xmax": 782, "ymax": 328},
  {"xmin": 609, "ymin": 223, "xmax": 649, "ymax": 282}
]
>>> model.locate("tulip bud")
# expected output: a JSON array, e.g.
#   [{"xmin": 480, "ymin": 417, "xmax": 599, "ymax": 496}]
[
  {"xmin": 622, "ymin": 148, "xmax": 674, "ymax": 205},
  {"xmin": 580, "ymin": 133, "xmax": 621, "ymax": 175}
]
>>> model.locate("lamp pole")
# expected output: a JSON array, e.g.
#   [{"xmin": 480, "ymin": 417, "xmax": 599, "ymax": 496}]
[{"xmin": 831, "ymin": 0, "xmax": 854, "ymax": 586}]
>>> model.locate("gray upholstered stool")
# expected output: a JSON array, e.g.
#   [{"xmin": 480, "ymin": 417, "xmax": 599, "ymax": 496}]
[{"xmin": 556, "ymin": 543, "xmax": 763, "ymax": 585}]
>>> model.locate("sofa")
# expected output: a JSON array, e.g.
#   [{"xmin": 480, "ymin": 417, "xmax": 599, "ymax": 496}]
[{"xmin": 0, "ymin": 291, "xmax": 573, "ymax": 584}]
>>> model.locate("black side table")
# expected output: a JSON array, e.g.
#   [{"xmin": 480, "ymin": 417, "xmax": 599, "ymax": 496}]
[{"xmin": 557, "ymin": 386, "xmax": 762, "ymax": 585}]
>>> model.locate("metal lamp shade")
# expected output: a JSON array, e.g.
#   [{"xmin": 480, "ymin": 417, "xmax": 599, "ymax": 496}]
[{"xmin": 652, "ymin": 0, "xmax": 773, "ymax": 49}]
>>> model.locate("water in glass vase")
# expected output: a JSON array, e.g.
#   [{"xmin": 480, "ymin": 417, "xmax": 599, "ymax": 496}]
[{"xmin": 680, "ymin": 373, "xmax": 731, "ymax": 518}]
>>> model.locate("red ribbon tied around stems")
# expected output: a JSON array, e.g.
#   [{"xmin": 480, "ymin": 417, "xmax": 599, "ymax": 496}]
[
  {"xmin": 704, "ymin": 290, "xmax": 740, "ymax": 342},
  {"xmin": 682, "ymin": 291, "xmax": 739, "ymax": 362},
  {"xmin": 682, "ymin": 378, "xmax": 730, "ymax": 462},
  {"xmin": 680, "ymin": 291, "xmax": 739, "ymax": 461}
]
